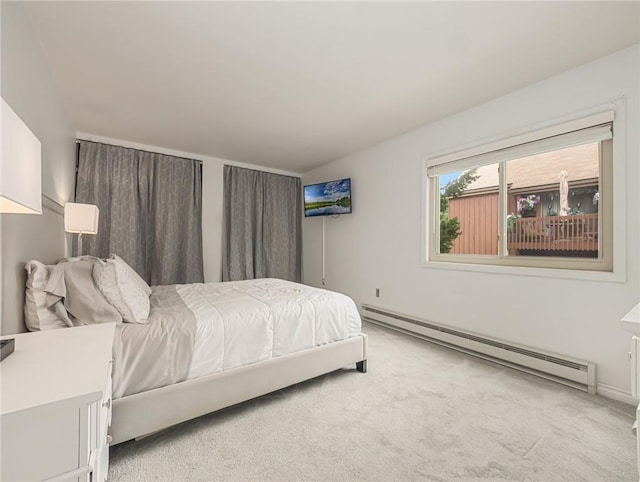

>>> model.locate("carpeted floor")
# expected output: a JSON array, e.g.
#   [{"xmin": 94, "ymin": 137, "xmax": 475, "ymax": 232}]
[{"xmin": 109, "ymin": 321, "xmax": 637, "ymax": 481}]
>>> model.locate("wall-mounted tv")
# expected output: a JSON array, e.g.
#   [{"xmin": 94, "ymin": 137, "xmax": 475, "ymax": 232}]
[{"xmin": 304, "ymin": 178, "xmax": 352, "ymax": 217}]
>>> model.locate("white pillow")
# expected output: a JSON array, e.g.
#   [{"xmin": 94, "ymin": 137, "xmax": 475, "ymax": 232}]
[
  {"xmin": 24, "ymin": 260, "xmax": 70, "ymax": 331},
  {"xmin": 93, "ymin": 258, "xmax": 150, "ymax": 324},
  {"xmin": 111, "ymin": 254, "xmax": 151, "ymax": 295},
  {"xmin": 45, "ymin": 257, "xmax": 122, "ymax": 327}
]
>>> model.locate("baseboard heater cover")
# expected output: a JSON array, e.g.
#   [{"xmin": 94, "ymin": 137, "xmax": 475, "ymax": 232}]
[{"xmin": 362, "ymin": 304, "xmax": 596, "ymax": 394}]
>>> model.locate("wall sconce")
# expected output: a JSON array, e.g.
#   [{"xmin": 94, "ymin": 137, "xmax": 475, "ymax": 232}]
[
  {"xmin": 64, "ymin": 202, "xmax": 99, "ymax": 255},
  {"xmin": 1, "ymin": 98, "xmax": 42, "ymax": 214}
]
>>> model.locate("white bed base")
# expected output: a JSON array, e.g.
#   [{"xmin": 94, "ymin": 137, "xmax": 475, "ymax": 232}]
[{"xmin": 110, "ymin": 334, "xmax": 368, "ymax": 445}]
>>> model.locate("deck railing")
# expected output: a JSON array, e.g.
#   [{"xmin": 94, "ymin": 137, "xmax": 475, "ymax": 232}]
[{"xmin": 507, "ymin": 213, "xmax": 598, "ymax": 252}]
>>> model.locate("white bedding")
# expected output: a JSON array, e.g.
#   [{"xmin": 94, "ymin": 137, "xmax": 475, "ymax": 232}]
[
  {"xmin": 113, "ymin": 279, "xmax": 362, "ymax": 399},
  {"xmin": 178, "ymin": 278, "xmax": 362, "ymax": 380}
]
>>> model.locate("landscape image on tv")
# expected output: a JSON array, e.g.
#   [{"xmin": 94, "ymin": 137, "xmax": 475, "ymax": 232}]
[{"xmin": 304, "ymin": 178, "xmax": 352, "ymax": 217}]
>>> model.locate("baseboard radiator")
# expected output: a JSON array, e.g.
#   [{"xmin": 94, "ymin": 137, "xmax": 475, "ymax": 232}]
[{"xmin": 362, "ymin": 304, "xmax": 596, "ymax": 394}]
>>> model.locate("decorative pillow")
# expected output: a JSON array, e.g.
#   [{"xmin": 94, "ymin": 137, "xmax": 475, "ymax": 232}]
[
  {"xmin": 93, "ymin": 258, "xmax": 150, "ymax": 324},
  {"xmin": 24, "ymin": 260, "xmax": 69, "ymax": 331},
  {"xmin": 45, "ymin": 257, "xmax": 122, "ymax": 326},
  {"xmin": 111, "ymin": 254, "xmax": 151, "ymax": 295}
]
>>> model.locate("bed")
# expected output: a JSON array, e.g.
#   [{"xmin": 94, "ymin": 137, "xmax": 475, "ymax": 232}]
[{"xmin": 24, "ymin": 257, "xmax": 368, "ymax": 445}]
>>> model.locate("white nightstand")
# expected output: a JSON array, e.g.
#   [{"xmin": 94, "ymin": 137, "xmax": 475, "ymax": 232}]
[
  {"xmin": 1, "ymin": 323, "xmax": 115, "ymax": 482},
  {"xmin": 621, "ymin": 303, "xmax": 640, "ymax": 480}
]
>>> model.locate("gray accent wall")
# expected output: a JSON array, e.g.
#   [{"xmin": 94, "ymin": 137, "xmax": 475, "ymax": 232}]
[{"xmin": 1, "ymin": 3, "xmax": 76, "ymax": 334}]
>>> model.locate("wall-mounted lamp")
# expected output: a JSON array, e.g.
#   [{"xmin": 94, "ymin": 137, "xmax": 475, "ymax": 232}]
[
  {"xmin": 64, "ymin": 202, "xmax": 99, "ymax": 255},
  {"xmin": 1, "ymin": 98, "xmax": 42, "ymax": 214}
]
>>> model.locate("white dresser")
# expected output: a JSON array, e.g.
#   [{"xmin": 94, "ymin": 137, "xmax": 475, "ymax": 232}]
[
  {"xmin": 1, "ymin": 323, "xmax": 115, "ymax": 482},
  {"xmin": 621, "ymin": 303, "xmax": 640, "ymax": 480}
]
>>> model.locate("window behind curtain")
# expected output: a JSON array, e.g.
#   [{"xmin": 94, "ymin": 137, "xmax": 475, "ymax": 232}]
[
  {"xmin": 222, "ymin": 165, "xmax": 302, "ymax": 282},
  {"xmin": 75, "ymin": 140, "xmax": 204, "ymax": 285}
]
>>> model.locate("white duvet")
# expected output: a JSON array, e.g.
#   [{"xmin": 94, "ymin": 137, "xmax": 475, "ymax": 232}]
[{"xmin": 177, "ymin": 278, "xmax": 362, "ymax": 381}]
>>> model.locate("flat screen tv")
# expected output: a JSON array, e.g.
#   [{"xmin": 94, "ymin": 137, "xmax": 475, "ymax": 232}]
[{"xmin": 304, "ymin": 178, "xmax": 352, "ymax": 217}]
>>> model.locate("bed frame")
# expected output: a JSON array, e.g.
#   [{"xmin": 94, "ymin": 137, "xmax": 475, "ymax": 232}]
[{"xmin": 110, "ymin": 333, "xmax": 368, "ymax": 445}]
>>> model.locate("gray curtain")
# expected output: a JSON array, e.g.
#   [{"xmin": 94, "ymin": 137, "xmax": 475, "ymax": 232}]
[
  {"xmin": 75, "ymin": 140, "xmax": 204, "ymax": 286},
  {"xmin": 222, "ymin": 165, "xmax": 302, "ymax": 282}
]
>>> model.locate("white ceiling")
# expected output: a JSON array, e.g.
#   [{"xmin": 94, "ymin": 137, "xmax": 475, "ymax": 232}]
[{"xmin": 24, "ymin": 1, "xmax": 639, "ymax": 173}]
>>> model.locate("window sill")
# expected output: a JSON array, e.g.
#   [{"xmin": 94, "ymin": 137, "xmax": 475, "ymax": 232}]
[{"xmin": 421, "ymin": 259, "xmax": 626, "ymax": 283}]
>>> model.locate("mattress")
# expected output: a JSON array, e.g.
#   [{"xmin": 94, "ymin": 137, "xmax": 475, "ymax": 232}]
[{"xmin": 112, "ymin": 278, "xmax": 362, "ymax": 399}]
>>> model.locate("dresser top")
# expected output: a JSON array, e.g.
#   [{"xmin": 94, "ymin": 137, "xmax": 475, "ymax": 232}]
[{"xmin": 1, "ymin": 323, "xmax": 115, "ymax": 415}]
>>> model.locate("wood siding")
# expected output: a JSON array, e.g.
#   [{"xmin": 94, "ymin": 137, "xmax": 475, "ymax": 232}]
[{"xmin": 448, "ymin": 193, "xmax": 499, "ymax": 255}]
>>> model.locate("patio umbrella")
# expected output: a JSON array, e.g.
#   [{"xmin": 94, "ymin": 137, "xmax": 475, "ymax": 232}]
[{"xmin": 559, "ymin": 170, "xmax": 570, "ymax": 216}]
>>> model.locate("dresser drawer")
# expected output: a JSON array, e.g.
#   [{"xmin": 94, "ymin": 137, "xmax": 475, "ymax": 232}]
[
  {"xmin": 89, "ymin": 361, "xmax": 112, "ymax": 482},
  {"xmin": 1, "ymin": 402, "xmax": 83, "ymax": 482},
  {"xmin": 100, "ymin": 363, "xmax": 113, "ymax": 442}
]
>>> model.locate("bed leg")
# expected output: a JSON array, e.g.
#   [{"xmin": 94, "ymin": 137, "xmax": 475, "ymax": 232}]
[{"xmin": 356, "ymin": 360, "xmax": 367, "ymax": 373}]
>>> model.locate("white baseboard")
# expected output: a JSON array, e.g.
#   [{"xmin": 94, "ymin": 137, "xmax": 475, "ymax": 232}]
[{"xmin": 598, "ymin": 383, "xmax": 637, "ymax": 405}]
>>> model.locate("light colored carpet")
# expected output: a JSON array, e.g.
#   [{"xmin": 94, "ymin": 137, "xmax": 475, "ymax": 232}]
[{"xmin": 109, "ymin": 321, "xmax": 637, "ymax": 481}]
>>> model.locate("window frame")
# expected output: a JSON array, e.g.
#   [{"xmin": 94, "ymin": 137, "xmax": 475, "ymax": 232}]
[{"xmin": 421, "ymin": 100, "xmax": 626, "ymax": 282}]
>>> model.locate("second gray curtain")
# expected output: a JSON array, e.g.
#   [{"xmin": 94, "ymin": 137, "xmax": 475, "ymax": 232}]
[
  {"xmin": 75, "ymin": 140, "xmax": 204, "ymax": 286},
  {"xmin": 222, "ymin": 165, "xmax": 302, "ymax": 282}
]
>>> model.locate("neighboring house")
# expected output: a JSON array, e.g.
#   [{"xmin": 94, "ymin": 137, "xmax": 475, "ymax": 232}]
[{"xmin": 448, "ymin": 142, "xmax": 600, "ymax": 256}]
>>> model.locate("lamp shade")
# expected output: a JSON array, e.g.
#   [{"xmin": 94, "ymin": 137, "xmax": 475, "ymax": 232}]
[
  {"xmin": 1, "ymin": 98, "xmax": 42, "ymax": 214},
  {"xmin": 64, "ymin": 203, "xmax": 99, "ymax": 234}
]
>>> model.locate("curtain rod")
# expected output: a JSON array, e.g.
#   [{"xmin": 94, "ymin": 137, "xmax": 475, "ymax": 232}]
[
  {"xmin": 75, "ymin": 134, "xmax": 302, "ymax": 177},
  {"xmin": 223, "ymin": 164, "xmax": 302, "ymax": 181},
  {"xmin": 76, "ymin": 139, "xmax": 203, "ymax": 164}
]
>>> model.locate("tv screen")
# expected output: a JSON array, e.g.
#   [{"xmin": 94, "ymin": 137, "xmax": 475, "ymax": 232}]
[{"xmin": 304, "ymin": 178, "xmax": 352, "ymax": 217}]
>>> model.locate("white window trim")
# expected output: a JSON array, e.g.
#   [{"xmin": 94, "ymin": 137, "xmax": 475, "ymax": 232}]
[
  {"xmin": 421, "ymin": 98, "xmax": 627, "ymax": 283},
  {"xmin": 426, "ymin": 121, "xmax": 612, "ymax": 177}
]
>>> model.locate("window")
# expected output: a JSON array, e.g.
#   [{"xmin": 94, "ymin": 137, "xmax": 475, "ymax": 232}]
[{"xmin": 427, "ymin": 111, "xmax": 614, "ymax": 271}]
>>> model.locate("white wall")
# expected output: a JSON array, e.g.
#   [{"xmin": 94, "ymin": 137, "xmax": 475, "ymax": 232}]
[
  {"xmin": 1, "ymin": 3, "xmax": 77, "ymax": 334},
  {"xmin": 1, "ymin": 3, "xmax": 76, "ymax": 206},
  {"xmin": 302, "ymin": 45, "xmax": 640, "ymax": 397},
  {"xmin": 202, "ymin": 161, "xmax": 224, "ymax": 283}
]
